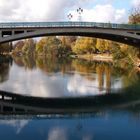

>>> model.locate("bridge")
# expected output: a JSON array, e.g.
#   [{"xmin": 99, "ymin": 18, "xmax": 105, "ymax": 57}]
[
  {"xmin": 0, "ymin": 90, "xmax": 140, "ymax": 115},
  {"xmin": 0, "ymin": 22, "xmax": 140, "ymax": 47}
]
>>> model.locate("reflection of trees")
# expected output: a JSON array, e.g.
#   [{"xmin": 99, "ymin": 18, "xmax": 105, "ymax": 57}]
[
  {"xmin": 12, "ymin": 55, "xmax": 140, "ymax": 94},
  {"xmin": 96, "ymin": 64, "xmax": 112, "ymax": 92},
  {"xmin": 72, "ymin": 59, "xmax": 113, "ymax": 93},
  {"xmin": 22, "ymin": 55, "xmax": 36, "ymax": 70},
  {"xmin": 112, "ymin": 64, "xmax": 140, "ymax": 90},
  {"xmin": 12, "ymin": 56, "xmax": 25, "ymax": 67},
  {"xmin": 13, "ymin": 55, "xmax": 36, "ymax": 70},
  {"xmin": 96, "ymin": 65, "xmax": 104, "ymax": 91},
  {"xmin": 13, "ymin": 55, "xmax": 73, "ymax": 75},
  {"xmin": 36, "ymin": 56, "xmax": 73, "ymax": 75},
  {"xmin": 72, "ymin": 59, "xmax": 97, "ymax": 73},
  {"xmin": 105, "ymin": 66, "xmax": 111, "ymax": 93},
  {"xmin": 0, "ymin": 56, "xmax": 12, "ymax": 83},
  {"xmin": 0, "ymin": 43, "xmax": 12, "ymax": 54},
  {"xmin": 36, "ymin": 56, "xmax": 60, "ymax": 74},
  {"xmin": 122, "ymin": 69, "xmax": 140, "ymax": 89}
]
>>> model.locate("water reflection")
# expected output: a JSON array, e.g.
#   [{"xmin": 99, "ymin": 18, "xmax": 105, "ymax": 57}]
[
  {"xmin": 0, "ymin": 110, "xmax": 140, "ymax": 140},
  {"xmin": 0, "ymin": 55, "xmax": 139, "ymax": 98},
  {"xmin": 0, "ymin": 119, "xmax": 29, "ymax": 134},
  {"xmin": 48, "ymin": 127, "xmax": 67, "ymax": 140},
  {"xmin": 0, "ymin": 55, "xmax": 12, "ymax": 83}
]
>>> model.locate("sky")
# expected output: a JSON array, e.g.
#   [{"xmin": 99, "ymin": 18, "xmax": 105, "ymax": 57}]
[{"xmin": 0, "ymin": 0, "xmax": 139, "ymax": 23}]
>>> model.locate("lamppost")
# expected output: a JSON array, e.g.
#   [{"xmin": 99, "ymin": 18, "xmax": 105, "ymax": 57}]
[
  {"xmin": 77, "ymin": 7, "xmax": 83, "ymax": 21},
  {"xmin": 67, "ymin": 13, "xmax": 73, "ymax": 21}
]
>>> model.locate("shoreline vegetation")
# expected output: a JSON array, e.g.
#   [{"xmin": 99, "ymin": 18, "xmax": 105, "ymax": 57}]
[
  {"xmin": 11, "ymin": 36, "xmax": 140, "ymax": 70},
  {"xmin": 0, "ymin": 35, "xmax": 140, "ymax": 71},
  {"xmin": 73, "ymin": 54, "xmax": 113, "ymax": 62}
]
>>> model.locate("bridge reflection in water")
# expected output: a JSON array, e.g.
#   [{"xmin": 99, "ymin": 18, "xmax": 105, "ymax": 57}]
[{"xmin": 0, "ymin": 90, "xmax": 140, "ymax": 115}]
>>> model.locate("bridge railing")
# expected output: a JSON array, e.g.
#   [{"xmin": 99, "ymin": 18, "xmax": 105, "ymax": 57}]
[{"xmin": 0, "ymin": 22, "xmax": 139, "ymax": 30}]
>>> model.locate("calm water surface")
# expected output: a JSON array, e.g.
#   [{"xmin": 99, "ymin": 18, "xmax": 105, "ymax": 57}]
[
  {"xmin": 1, "ymin": 111, "xmax": 140, "ymax": 140},
  {"xmin": 0, "ymin": 55, "xmax": 140, "ymax": 140},
  {"xmin": 0, "ymin": 55, "xmax": 139, "ymax": 97}
]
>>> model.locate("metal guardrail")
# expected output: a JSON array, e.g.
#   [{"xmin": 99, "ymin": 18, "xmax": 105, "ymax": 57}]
[{"xmin": 0, "ymin": 22, "xmax": 139, "ymax": 30}]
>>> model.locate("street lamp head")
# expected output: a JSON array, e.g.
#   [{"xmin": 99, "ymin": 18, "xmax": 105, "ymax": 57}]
[
  {"xmin": 77, "ymin": 7, "xmax": 83, "ymax": 21},
  {"xmin": 77, "ymin": 7, "xmax": 83, "ymax": 14},
  {"xmin": 67, "ymin": 13, "xmax": 73, "ymax": 20}
]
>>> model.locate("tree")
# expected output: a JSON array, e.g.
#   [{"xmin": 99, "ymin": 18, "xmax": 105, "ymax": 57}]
[
  {"xmin": 104, "ymin": 40, "xmax": 114, "ymax": 53},
  {"xmin": 72, "ymin": 37, "xmax": 97, "ymax": 54},
  {"xmin": 129, "ymin": 4, "xmax": 140, "ymax": 24},
  {"xmin": 13, "ymin": 41, "xmax": 24, "ymax": 53},
  {"xmin": 96, "ymin": 39, "xmax": 106, "ymax": 53},
  {"xmin": 72, "ymin": 37, "xmax": 85, "ymax": 54},
  {"xmin": 83, "ymin": 37, "xmax": 97, "ymax": 54},
  {"xmin": 0, "ymin": 43, "xmax": 12, "ymax": 54},
  {"xmin": 45, "ymin": 36, "xmax": 61, "ymax": 56},
  {"xmin": 22, "ymin": 39, "xmax": 36, "ymax": 55},
  {"xmin": 36, "ymin": 36, "xmax": 62, "ymax": 56},
  {"xmin": 36, "ymin": 37, "xmax": 47, "ymax": 55}
]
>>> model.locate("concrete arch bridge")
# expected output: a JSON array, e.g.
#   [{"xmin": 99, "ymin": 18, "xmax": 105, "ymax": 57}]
[{"xmin": 0, "ymin": 22, "xmax": 140, "ymax": 47}]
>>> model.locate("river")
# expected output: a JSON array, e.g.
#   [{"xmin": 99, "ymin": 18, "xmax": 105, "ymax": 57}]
[{"xmin": 0, "ymin": 55, "xmax": 140, "ymax": 140}]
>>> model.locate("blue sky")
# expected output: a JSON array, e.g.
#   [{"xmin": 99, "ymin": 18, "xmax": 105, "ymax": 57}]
[{"xmin": 0, "ymin": 0, "xmax": 139, "ymax": 23}]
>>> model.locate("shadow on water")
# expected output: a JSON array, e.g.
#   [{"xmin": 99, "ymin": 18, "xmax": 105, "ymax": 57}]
[{"xmin": 0, "ymin": 81, "xmax": 140, "ymax": 115}]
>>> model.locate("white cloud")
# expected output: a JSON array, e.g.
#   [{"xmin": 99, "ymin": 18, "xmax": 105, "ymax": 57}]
[
  {"xmin": 115, "ymin": 9, "xmax": 127, "ymax": 23},
  {"xmin": 67, "ymin": 73, "xmax": 106, "ymax": 96},
  {"xmin": 131, "ymin": 0, "xmax": 140, "ymax": 7},
  {"xmin": 0, "ymin": 0, "xmax": 128, "ymax": 23},
  {"xmin": 0, "ymin": 0, "xmax": 72, "ymax": 22},
  {"xmin": 69, "ymin": 4, "xmax": 127, "ymax": 23}
]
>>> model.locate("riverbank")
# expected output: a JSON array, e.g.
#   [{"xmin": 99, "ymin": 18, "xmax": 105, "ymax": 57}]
[
  {"xmin": 8, "ymin": 52, "xmax": 140, "ymax": 70},
  {"xmin": 71, "ymin": 54, "xmax": 113, "ymax": 63}
]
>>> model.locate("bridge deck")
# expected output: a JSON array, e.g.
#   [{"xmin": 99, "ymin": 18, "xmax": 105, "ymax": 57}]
[{"xmin": 0, "ymin": 22, "xmax": 140, "ymax": 30}]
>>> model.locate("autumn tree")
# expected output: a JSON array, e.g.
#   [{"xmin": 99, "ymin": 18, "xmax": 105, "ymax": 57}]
[
  {"xmin": 13, "ymin": 41, "xmax": 24, "ymax": 53},
  {"xmin": 45, "ymin": 36, "xmax": 61, "ymax": 56},
  {"xmin": 0, "ymin": 43, "xmax": 12, "ymax": 54},
  {"xmin": 36, "ymin": 37, "xmax": 48, "ymax": 55},
  {"xmin": 96, "ymin": 39, "xmax": 106, "ymax": 53},
  {"xmin": 72, "ymin": 37, "xmax": 97, "ymax": 54},
  {"xmin": 129, "ymin": 4, "xmax": 140, "ymax": 24},
  {"xmin": 72, "ymin": 37, "xmax": 85, "ymax": 54},
  {"xmin": 36, "ymin": 37, "xmax": 62, "ymax": 56},
  {"xmin": 83, "ymin": 37, "xmax": 97, "ymax": 54},
  {"xmin": 22, "ymin": 39, "xmax": 36, "ymax": 55},
  {"xmin": 58, "ymin": 36, "xmax": 72, "ymax": 56}
]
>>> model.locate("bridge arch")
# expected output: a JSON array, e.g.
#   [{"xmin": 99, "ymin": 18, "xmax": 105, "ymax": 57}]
[{"xmin": 0, "ymin": 22, "xmax": 140, "ymax": 47}]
